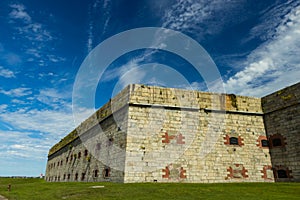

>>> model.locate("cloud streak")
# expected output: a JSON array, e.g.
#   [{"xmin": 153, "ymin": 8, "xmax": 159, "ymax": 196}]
[
  {"xmin": 9, "ymin": 4, "xmax": 31, "ymax": 23},
  {"xmin": 0, "ymin": 87, "xmax": 32, "ymax": 97},
  {"xmin": 247, "ymin": 1, "xmax": 300, "ymax": 42},
  {"xmin": 87, "ymin": 0, "xmax": 112, "ymax": 52},
  {"xmin": 225, "ymin": 3, "xmax": 300, "ymax": 97},
  {"xmin": 0, "ymin": 66, "xmax": 16, "ymax": 78},
  {"xmin": 162, "ymin": 0, "xmax": 245, "ymax": 40},
  {"xmin": 8, "ymin": 3, "xmax": 64, "ymax": 66}
]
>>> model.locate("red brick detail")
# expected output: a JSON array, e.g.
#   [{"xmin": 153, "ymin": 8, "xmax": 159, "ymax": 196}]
[
  {"xmin": 162, "ymin": 132, "xmax": 174, "ymax": 144},
  {"xmin": 162, "ymin": 165, "xmax": 187, "ymax": 179},
  {"xmin": 268, "ymin": 134, "xmax": 287, "ymax": 148},
  {"xmin": 180, "ymin": 167, "xmax": 187, "ymax": 179},
  {"xmin": 224, "ymin": 135, "xmax": 244, "ymax": 146},
  {"xmin": 162, "ymin": 167, "xmax": 170, "ymax": 178},
  {"xmin": 257, "ymin": 136, "xmax": 269, "ymax": 148},
  {"xmin": 238, "ymin": 136, "xmax": 244, "ymax": 146},
  {"xmin": 261, "ymin": 165, "xmax": 273, "ymax": 179},
  {"xmin": 177, "ymin": 134, "xmax": 185, "ymax": 144},
  {"xmin": 224, "ymin": 135, "xmax": 230, "ymax": 145},
  {"xmin": 162, "ymin": 132, "xmax": 185, "ymax": 144},
  {"xmin": 226, "ymin": 164, "xmax": 248, "ymax": 179},
  {"xmin": 273, "ymin": 165, "xmax": 293, "ymax": 179}
]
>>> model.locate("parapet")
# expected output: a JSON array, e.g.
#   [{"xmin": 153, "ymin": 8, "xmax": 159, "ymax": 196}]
[{"xmin": 262, "ymin": 82, "xmax": 300, "ymax": 113}]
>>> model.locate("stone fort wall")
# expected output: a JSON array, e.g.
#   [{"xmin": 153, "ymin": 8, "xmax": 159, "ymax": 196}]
[
  {"xmin": 45, "ymin": 82, "xmax": 299, "ymax": 183},
  {"xmin": 125, "ymin": 85, "xmax": 271, "ymax": 183},
  {"xmin": 46, "ymin": 86, "xmax": 131, "ymax": 182},
  {"xmin": 262, "ymin": 82, "xmax": 300, "ymax": 182}
]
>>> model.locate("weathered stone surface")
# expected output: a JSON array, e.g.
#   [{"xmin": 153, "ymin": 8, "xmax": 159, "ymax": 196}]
[
  {"xmin": 262, "ymin": 82, "xmax": 300, "ymax": 182},
  {"xmin": 45, "ymin": 82, "xmax": 300, "ymax": 183}
]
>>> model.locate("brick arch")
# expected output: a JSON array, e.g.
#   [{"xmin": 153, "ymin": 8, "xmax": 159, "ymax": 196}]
[
  {"xmin": 257, "ymin": 136, "xmax": 269, "ymax": 148},
  {"xmin": 224, "ymin": 135, "xmax": 244, "ymax": 146},
  {"xmin": 226, "ymin": 164, "xmax": 248, "ymax": 179},
  {"xmin": 273, "ymin": 165, "xmax": 292, "ymax": 180},
  {"xmin": 268, "ymin": 134, "xmax": 286, "ymax": 148},
  {"xmin": 261, "ymin": 165, "xmax": 273, "ymax": 180}
]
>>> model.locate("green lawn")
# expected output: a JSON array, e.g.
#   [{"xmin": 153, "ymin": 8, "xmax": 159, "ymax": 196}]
[{"xmin": 0, "ymin": 178, "xmax": 299, "ymax": 200}]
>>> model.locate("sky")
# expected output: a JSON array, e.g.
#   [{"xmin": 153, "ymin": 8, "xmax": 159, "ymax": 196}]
[{"xmin": 0, "ymin": 0, "xmax": 299, "ymax": 176}]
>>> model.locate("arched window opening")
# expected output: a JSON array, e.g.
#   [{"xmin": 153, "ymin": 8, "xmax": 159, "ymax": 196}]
[
  {"xmin": 84, "ymin": 149, "xmax": 88, "ymax": 156},
  {"xmin": 94, "ymin": 170, "xmax": 99, "ymax": 178},
  {"xmin": 103, "ymin": 167, "xmax": 110, "ymax": 178},
  {"xmin": 81, "ymin": 173, "xmax": 85, "ymax": 181}
]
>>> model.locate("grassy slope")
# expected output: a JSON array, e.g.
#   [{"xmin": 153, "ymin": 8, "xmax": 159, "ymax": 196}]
[{"xmin": 0, "ymin": 178, "xmax": 299, "ymax": 200}]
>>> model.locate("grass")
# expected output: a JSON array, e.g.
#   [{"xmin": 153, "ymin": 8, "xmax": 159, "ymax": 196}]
[{"xmin": 0, "ymin": 178, "xmax": 299, "ymax": 200}]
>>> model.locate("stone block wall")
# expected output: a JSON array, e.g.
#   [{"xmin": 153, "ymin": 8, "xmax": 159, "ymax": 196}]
[
  {"xmin": 262, "ymin": 82, "xmax": 300, "ymax": 182},
  {"xmin": 45, "ymin": 86, "xmax": 131, "ymax": 182},
  {"xmin": 124, "ymin": 85, "xmax": 273, "ymax": 183},
  {"xmin": 46, "ymin": 83, "xmax": 299, "ymax": 183}
]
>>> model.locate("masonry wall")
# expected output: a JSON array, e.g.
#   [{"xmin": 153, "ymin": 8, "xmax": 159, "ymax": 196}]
[
  {"xmin": 46, "ymin": 83, "xmax": 300, "ymax": 183},
  {"xmin": 124, "ymin": 85, "xmax": 274, "ymax": 183},
  {"xmin": 262, "ymin": 82, "xmax": 300, "ymax": 182},
  {"xmin": 45, "ymin": 86, "xmax": 131, "ymax": 182}
]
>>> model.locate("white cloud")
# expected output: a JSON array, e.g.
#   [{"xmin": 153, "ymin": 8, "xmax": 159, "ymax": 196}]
[
  {"xmin": 0, "ymin": 104, "xmax": 8, "ymax": 112},
  {"xmin": 0, "ymin": 66, "xmax": 16, "ymax": 78},
  {"xmin": 47, "ymin": 54, "xmax": 65, "ymax": 63},
  {"xmin": 0, "ymin": 102, "xmax": 97, "ymax": 162},
  {"xmin": 162, "ymin": 0, "xmax": 245, "ymax": 40},
  {"xmin": 9, "ymin": 4, "xmax": 31, "ymax": 23},
  {"xmin": 0, "ymin": 87, "xmax": 32, "ymax": 97},
  {"xmin": 0, "ymin": 109, "xmax": 75, "ymax": 142},
  {"xmin": 87, "ymin": 0, "xmax": 112, "ymax": 52},
  {"xmin": 0, "ymin": 87, "xmax": 93, "ymax": 163},
  {"xmin": 8, "ymin": 3, "xmax": 64, "ymax": 66},
  {"xmin": 35, "ymin": 88, "xmax": 72, "ymax": 110},
  {"xmin": 102, "ymin": 59, "xmax": 141, "ymax": 83},
  {"xmin": 19, "ymin": 23, "xmax": 53, "ymax": 42},
  {"xmin": 225, "ymin": 4, "xmax": 300, "ymax": 97},
  {"xmin": 247, "ymin": 1, "xmax": 300, "ymax": 42},
  {"xmin": 0, "ymin": 130, "xmax": 52, "ymax": 160}
]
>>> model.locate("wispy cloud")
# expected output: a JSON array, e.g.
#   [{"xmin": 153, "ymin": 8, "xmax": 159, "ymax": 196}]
[
  {"xmin": 9, "ymin": 4, "xmax": 31, "ymax": 23},
  {"xmin": 0, "ymin": 104, "xmax": 77, "ymax": 163},
  {"xmin": 247, "ymin": 1, "xmax": 300, "ymax": 42},
  {"xmin": 225, "ymin": 4, "xmax": 300, "ymax": 97},
  {"xmin": 36, "ymin": 88, "xmax": 71, "ymax": 110},
  {"xmin": 0, "ymin": 130, "xmax": 53, "ymax": 160},
  {"xmin": 8, "ymin": 3, "xmax": 64, "ymax": 66},
  {"xmin": 0, "ymin": 102, "xmax": 96, "ymax": 165},
  {"xmin": 0, "ymin": 104, "xmax": 8, "ymax": 112},
  {"xmin": 87, "ymin": 0, "xmax": 112, "ymax": 52},
  {"xmin": 98, "ymin": 0, "xmax": 244, "ymax": 91},
  {"xmin": 0, "ymin": 66, "xmax": 16, "ymax": 78},
  {"xmin": 0, "ymin": 87, "xmax": 32, "ymax": 97},
  {"xmin": 0, "ymin": 85, "xmax": 85, "ymax": 165},
  {"xmin": 102, "ymin": 56, "xmax": 145, "ymax": 83},
  {"xmin": 162, "ymin": 0, "xmax": 245, "ymax": 40},
  {"xmin": 0, "ymin": 108, "xmax": 74, "ymax": 139}
]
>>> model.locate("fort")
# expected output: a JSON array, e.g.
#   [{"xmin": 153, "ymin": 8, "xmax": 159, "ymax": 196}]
[{"xmin": 45, "ymin": 82, "xmax": 300, "ymax": 183}]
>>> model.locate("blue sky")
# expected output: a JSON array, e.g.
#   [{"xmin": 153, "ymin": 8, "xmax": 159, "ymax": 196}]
[{"xmin": 0, "ymin": 0, "xmax": 299, "ymax": 176}]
